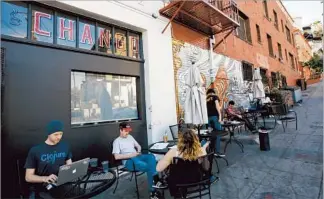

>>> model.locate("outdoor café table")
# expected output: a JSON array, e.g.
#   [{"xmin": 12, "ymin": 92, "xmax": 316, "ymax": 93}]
[
  {"xmin": 244, "ymin": 108, "xmax": 268, "ymax": 128},
  {"xmin": 222, "ymin": 121, "xmax": 245, "ymax": 153},
  {"xmin": 148, "ymin": 140, "xmax": 177, "ymax": 155},
  {"xmin": 198, "ymin": 129, "xmax": 229, "ymax": 173},
  {"xmin": 49, "ymin": 167, "xmax": 116, "ymax": 199}
]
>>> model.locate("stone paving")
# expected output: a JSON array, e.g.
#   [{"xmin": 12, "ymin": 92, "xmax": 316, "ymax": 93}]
[{"xmin": 93, "ymin": 81, "xmax": 323, "ymax": 199}]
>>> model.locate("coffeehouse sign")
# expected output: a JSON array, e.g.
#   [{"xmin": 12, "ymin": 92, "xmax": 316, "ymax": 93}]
[{"xmin": 1, "ymin": 1, "xmax": 140, "ymax": 59}]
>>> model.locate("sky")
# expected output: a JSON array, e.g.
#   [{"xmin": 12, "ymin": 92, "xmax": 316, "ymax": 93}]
[{"xmin": 282, "ymin": 0, "xmax": 323, "ymax": 27}]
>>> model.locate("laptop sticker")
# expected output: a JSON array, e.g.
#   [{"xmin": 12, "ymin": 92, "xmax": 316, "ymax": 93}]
[{"xmin": 61, "ymin": 166, "xmax": 70, "ymax": 171}]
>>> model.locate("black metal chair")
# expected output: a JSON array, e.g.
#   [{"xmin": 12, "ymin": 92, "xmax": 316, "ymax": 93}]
[
  {"xmin": 270, "ymin": 104, "xmax": 297, "ymax": 132},
  {"xmin": 16, "ymin": 159, "xmax": 34, "ymax": 199},
  {"xmin": 110, "ymin": 141, "xmax": 145, "ymax": 199},
  {"xmin": 169, "ymin": 124, "xmax": 180, "ymax": 140},
  {"xmin": 168, "ymin": 153, "xmax": 214, "ymax": 199}
]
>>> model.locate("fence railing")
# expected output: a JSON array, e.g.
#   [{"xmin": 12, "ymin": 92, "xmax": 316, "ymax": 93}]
[{"xmin": 207, "ymin": 0, "xmax": 239, "ymax": 25}]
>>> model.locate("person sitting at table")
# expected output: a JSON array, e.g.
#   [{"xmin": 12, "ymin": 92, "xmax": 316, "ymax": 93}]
[
  {"xmin": 206, "ymin": 88, "xmax": 225, "ymax": 157},
  {"xmin": 24, "ymin": 120, "xmax": 73, "ymax": 199},
  {"xmin": 156, "ymin": 129, "xmax": 214, "ymax": 197},
  {"xmin": 226, "ymin": 101, "xmax": 259, "ymax": 143},
  {"xmin": 112, "ymin": 122, "xmax": 167, "ymax": 199}
]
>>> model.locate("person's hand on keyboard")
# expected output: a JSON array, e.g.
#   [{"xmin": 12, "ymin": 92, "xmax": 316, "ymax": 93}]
[{"xmin": 43, "ymin": 174, "xmax": 58, "ymax": 183}]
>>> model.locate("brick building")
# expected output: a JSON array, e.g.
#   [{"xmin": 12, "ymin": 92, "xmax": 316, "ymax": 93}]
[{"xmin": 160, "ymin": 0, "xmax": 302, "ymax": 119}]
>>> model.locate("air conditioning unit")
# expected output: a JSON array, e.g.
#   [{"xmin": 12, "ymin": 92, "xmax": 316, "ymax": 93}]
[{"xmin": 279, "ymin": 57, "xmax": 283, "ymax": 62}]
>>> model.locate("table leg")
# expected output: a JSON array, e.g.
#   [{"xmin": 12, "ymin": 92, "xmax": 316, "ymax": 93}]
[
  {"xmin": 233, "ymin": 139, "xmax": 244, "ymax": 153},
  {"xmin": 223, "ymin": 131, "xmax": 233, "ymax": 154}
]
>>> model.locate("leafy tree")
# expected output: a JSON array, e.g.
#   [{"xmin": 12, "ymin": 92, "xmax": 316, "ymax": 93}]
[{"xmin": 303, "ymin": 53, "xmax": 323, "ymax": 72}]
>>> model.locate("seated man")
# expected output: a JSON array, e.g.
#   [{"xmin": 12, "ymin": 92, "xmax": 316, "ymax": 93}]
[
  {"xmin": 226, "ymin": 101, "xmax": 259, "ymax": 143},
  {"xmin": 24, "ymin": 120, "xmax": 73, "ymax": 199},
  {"xmin": 112, "ymin": 122, "xmax": 166, "ymax": 199}
]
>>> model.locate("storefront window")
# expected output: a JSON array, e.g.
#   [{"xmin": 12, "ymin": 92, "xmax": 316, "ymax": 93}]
[
  {"xmin": 31, "ymin": 7, "xmax": 54, "ymax": 43},
  {"xmin": 97, "ymin": 25, "xmax": 112, "ymax": 54},
  {"xmin": 79, "ymin": 21, "xmax": 95, "ymax": 50},
  {"xmin": 114, "ymin": 29, "xmax": 127, "ymax": 56},
  {"xmin": 57, "ymin": 14, "xmax": 76, "ymax": 47},
  {"xmin": 1, "ymin": 1, "xmax": 28, "ymax": 38},
  {"xmin": 129, "ymin": 33, "xmax": 140, "ymax": 59},
  {"xmin": 71, "ymin": 71, "xmax": 138, "ymax": 125}
]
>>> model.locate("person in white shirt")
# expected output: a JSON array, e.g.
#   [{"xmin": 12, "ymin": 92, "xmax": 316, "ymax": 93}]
[{"xmin": 112, "ymin": 122, "xmax": 166, "ymax": 199}]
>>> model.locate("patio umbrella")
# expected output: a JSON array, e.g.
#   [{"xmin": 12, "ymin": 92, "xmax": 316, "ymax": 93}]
[
  {"xmin": 184, "ymin": 65, "xmax": 208, "ymax": 125},
  {"xmin": 253, "ymin": 68, "xmax": 265, "ymax": 99}
]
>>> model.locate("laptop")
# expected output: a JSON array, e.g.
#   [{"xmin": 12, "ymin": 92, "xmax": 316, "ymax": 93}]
[{"xmin": 52, "ymin": 157, "xmax": 90, "ymax": 186}]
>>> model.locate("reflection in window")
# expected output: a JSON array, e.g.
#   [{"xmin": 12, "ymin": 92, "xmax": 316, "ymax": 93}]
[
  {"xmin": 114, "ymin": 29, "xmax": 127, "ymax": 56},
  {"xmin": 71, "ymin": 71, "xmax": 138, "ymax": 124},
  {"xmin": 32, "ymin": 7, "xmax": 53, "ymax": 43},
  {"xmin": 129, "ymin": 33, "xmax": 140, "ymax": 59},
  {"xmin": 79, "ymin": 21, "xmax": 95, "ymax": 50},
  {"xmin": 1, "ymin": 1, "xmax": 28, "ymax": 38},
  {"xmin": 97, "ymin": 26, "xmax": 112, "ymax": 54},
  {"xmin": 57, "ymin": 15, "xmax": 76, "ymax": 47}
]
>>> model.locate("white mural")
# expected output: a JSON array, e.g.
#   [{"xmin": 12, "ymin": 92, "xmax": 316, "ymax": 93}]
[{"xmin": 173, "ymin": 40, "xmax": 253, "ymax": 119}]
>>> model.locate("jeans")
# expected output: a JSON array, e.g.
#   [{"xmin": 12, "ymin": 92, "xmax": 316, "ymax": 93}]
[
  {"xmin": 208, "ymin": 116, "xmax": 222, "ymax": 153},
  {"xmin": 233, "ymin": 115, "xmax": 256, "ymax": 133},
  {"xmin": 125, "ymin": 154, "xmax": 157, "ymax": 192}
]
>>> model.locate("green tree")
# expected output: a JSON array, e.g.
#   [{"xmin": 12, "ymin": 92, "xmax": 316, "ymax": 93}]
[{"xmin": 303, "ymin": 53, "xmax": 323, "ymax": 72}]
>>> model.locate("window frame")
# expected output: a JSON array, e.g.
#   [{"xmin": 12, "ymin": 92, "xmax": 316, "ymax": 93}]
[
  {"xmin": 271, "ymin": 72, "xmax": 278, "ymax": 88},
  {"xmin": 70, "ymin": 70, "xmax": 140, "ymax": 126},
  {"xmin": 256, "ymin": 24, "xmax": 261, "ymax": 43},
  {"xmin": 273, "ymin": 10, "xmax": 278, "ymax": 30},
  {"xmin": 242, "ymin": 61, "xmax": 253, "ymax": 81},
  {"xmin": 281, "ymin": 19, "xmax": 284, "ymax": 32},
  {"xmin": 262, "ymin": 0, "xmax": 269, "ymax": 19},
  {"xmin": 236, "ymin": 12, "xmax": 252, "ymax": 43},
  {"xmin": 285, "ymin": 26, "xmax": 291, "ymax": 43},
  {"xmin": 267, "ymin": 34, "xmax": 274, "ymax": 57},
  {"xmin": 289, "ymin": 52, "xmax": 295, "ymax": 69},
  {"xmin": 277, "ymin": 42, "xmax": 282, "ymax": 59}
]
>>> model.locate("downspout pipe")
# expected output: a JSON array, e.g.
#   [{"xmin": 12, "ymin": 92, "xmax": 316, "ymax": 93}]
[{"xmin": 209, "ymin": 35, "xmax": 215, "ymax": 83}]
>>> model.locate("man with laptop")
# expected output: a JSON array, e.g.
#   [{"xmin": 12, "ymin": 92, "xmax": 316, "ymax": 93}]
[{"xmin": 24, "ymin": 120, "xmax": 74, "ymax": 198}]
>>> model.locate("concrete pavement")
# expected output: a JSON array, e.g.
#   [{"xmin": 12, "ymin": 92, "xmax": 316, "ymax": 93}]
[{"xmin": 93, "ymin": 81, "xmax": 323, "ymax": 199}]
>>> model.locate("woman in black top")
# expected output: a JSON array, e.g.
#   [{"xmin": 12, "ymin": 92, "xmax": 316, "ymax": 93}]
[{"xmin": 206, "ymin": 89, "xmax": 225, "ymax": 157}]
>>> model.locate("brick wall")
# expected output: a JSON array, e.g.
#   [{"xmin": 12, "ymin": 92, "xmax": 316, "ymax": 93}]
[{"xmin": 171, "ymin": 0, "xmax": 301, "ymax": 87}]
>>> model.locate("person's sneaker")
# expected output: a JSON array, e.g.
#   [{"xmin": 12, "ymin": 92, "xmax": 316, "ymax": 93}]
[
  {"xmin": 152, "ymin": 180, "xmax": 168, "ymax": 189},
  {"xmin": 210, "ymin": 175, "xmax": 219, "ymax": 184},
  {"xmin": 214, "ymin": 152, "xmax": 226, "ymax": 157}
]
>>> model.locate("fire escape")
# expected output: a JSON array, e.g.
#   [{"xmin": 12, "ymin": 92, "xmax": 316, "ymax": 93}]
[{"xmin": 160, "ymin": 0, "xmax": 240, "ymax": 36}]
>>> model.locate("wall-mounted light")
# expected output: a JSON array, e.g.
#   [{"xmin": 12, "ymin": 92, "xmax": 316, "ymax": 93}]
[{"xmin": 152, "ymin": 13, "xmax": 158, "ymax": 19}]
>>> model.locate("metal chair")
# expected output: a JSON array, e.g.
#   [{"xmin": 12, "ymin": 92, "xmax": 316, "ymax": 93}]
[
  {"xmin": 270, "ymin": 104, "xmax": 297, "ymax": 132},
  {"xmin": 169, "ymin": 124, "xmax": 180, "ymax": 140},
  {"xmin": 16, "ymin": 159, "xmax": 34, "ymax": 199},
  {"xmin": 168, "ymin": 153, "xmax": 214, "ymax": 199},
  {"xmin": 110, "ymin": 141, "xmax": 144, "ymax": 199}
]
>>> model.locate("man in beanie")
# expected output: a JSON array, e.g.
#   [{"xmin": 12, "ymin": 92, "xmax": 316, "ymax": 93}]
[
  {"xmin": 24, "ymin": 120, "xmax": 72, "ymax": 198},
  {"xmin": 112, "ymin": 122, "xmax": 166, "ymax": 199}
]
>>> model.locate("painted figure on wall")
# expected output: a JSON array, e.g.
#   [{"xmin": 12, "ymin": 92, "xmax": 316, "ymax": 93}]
[{"xmin": 172, "ymin": 39, "xmax": 254, "ymax": 121}]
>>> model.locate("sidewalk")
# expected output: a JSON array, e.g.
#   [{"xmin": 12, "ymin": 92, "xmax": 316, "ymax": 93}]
[{"xmin": 93, "ymin": 82, "xmax": 323, "ymax": 199}]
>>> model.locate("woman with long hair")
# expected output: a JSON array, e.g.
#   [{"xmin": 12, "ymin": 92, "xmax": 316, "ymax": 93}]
[
  {"xmin": 156, "ymin": 129, "xmax": 209, "ymax": 172},
  {"xmin": 156, "ymin": 129, "xmax": 212, "ymax": 197}
]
